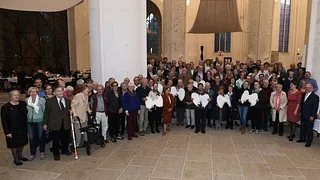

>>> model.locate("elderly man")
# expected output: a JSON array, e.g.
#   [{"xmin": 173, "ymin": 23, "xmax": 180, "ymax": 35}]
[
  {"xmin": 301, "ymin": 71, "xmax": 318, "ymax": 93},
  {"xmin": 297, "ymin": 83, "xmax": 319, "ymax": 147},
  {"xmin": 136, "ymin": 78, "xmax": 151, "ymax": 135},
  {"xmin": 193, "ymin": 66, "xmax": 207, "ymax": 81},
  {"xmin": 178, "ymin": 68, "xmax": 192, "ymax": 87},
  {"xmin": 147, "ymin": 65, "xmax": 154, "ymax": 79},
  {"xmin": 91, "ymin": 85, "xmax": 109, "ymax": 143}
]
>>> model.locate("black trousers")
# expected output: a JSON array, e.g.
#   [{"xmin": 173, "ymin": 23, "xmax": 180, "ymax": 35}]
[
  {"xmin": 206, "ymin": 108, "xmax": 214, "ymax": 125},
  {"xmin": 251, "ymin": 107, "xmax": 263, "ymax": 130},
  {"xmin": 50, "ymin": 123, "xmax": 70, "ymax": 156},
  {"xmin": 263, "ymin": 107, "xmax": 271, "ymax": 129},
  {"xmin": 225, "ymin": 108, "xmax": 235, "ymax": 128},
  {"xmin": 120, "ymin": 112, "xmax": 126, "ymax": 134},
  {"xmin": 108, "ymin": 111, "xmax": 120, "ymax": 138},
  {"xmin": 195, "ymin": 108, "xmax": 206, "ymax": 130},
  {"xmin": 149, "ymin": 107, "xmax": 161, "ymax": 130},
  {"xmin": 273, "ymin": 112, "xmax": 284, "ymax": 134},
  {"xmin": 176, "ymin": 108, "xmax": 185, "ymax": 124},
  {"xmin": 299, "ymin": 118, "xmax": 315, "ymax": 144}
]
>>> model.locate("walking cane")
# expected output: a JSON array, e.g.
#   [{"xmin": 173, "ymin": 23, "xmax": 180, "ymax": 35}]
[{"xmin": 70, "ymin": 113, "xmax": 79, "ymax": 160}]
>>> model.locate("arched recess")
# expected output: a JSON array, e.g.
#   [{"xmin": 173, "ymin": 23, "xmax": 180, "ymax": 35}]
[{"xmin": 147, "ymin": 0, "xmax": 162, "ymax": 60}]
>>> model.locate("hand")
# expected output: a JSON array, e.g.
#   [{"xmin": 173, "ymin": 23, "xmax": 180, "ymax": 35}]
[
  {"xmin": 294, "ymin": 110, "xmax": 297, "ymax": 116},
  {"xmin": 168, "ymin": 108, "xmax": 172, "ymax": 112},
  {"xmin": 43, "ymin": 125, "xmax": 47, "ymax": 131},
  {"xmin": 256, "ymin": 99, "xmax": 259, "ymax": 102},
  {"xmin": 238, "ymin": 99, "xmax": 241, "ymax": 102},
  {"xmin": 119, "ymin": 108, "xmax": 123, "ymax": 114},
  {"xmin": 125, "ymin": 112, "xmax": 129, "ymax": 116},
  {"xmin": 310, "ymin": 117, "xmax": 314, "ymax": 121},
  {"xmin": 208, "ymin": 98, "xmax": 212, "ymax": 102},
  {"xmin": 317, "ymin": 113, "xmax": 320, "ymax": 119},
  {"xmin": 143, "ymin": 98, "xmax": 147, "ymax": 101},
  {"xmin": 6, "ymin": 134, "xmax": 12, "ymax": 138},
  {"xmin": 148, "ymin": 109, "xmax": 152, "ymax": 112},
  {"xmin": 138, "ymin": 110, "xmax": 141, "ymax": 115}
]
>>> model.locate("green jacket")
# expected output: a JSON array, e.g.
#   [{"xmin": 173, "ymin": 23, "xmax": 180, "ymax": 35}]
[{"xmin": 26, "ymin": 97, "xmax": 46, "ymax": 123}]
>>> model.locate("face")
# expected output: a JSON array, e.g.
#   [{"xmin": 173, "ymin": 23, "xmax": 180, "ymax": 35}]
[
  {"xmin": 83, "ymin": 88, "xmax": 90, "ymax": 96},
  {"xmin": 290, "ymin": 83, "xmax": 296, "ymax": 90},
  {"xmin": 165, "ymin": 88, "xmax": 170, "ymax": 94},
  {"xmin": 215, "ymin": 76, "xmax": 220, "ymax": 82},
  {"xmin": 153, "ymin": 83, "xmax": 158, "ymax": 91},
  {"xmin": 187, "ymin": 84, "xmax": 193, "ymax": 91},
  {"xmin": 138, "ymin": 75, "xmax": 143, "ymax": 80},
  {"xmin": 58, "ymin": 80, "xmax": 65, "ymax": 88},
  {"xmin": 230, "ymin": 78, "xmax": 235, "ymax": 84},
  {"xmin": 188, "ymin": 79, "xmax": 194, "ymax": 85},
  {"xmin": 243, "ymin": 82, "xmax": 249, "ymax": 89},
  {"xmin": 148, "ymin": 79, "xmax": 154, "ymax": 86},
  {"xmin": 306, "ymin": 84, "xmax": 313, "ymax": 93},
  {"xmin": 45, "ymin": 86, "xmax": 53, "ymax": 95},
  {"xmin": 301, "ymin": 80, "xmax": 306, "ymax": 88},
  {"xmin": 196, "ymin": 76, "xmax": 200, "ymax": 81},
  {"xmin": 112, "ymin": 83, "xmax": 118, "ymax": 91},
  {"xmin": 134, "ymin": 78, "xmax": 139, "ymax": 85},
  {"xmin": 67, "ymin": 90, "xmax": 74, "ymax": 96},
  {"xmin": 55, "ymin": 88, "xmax": 63, "ymax": 98},
  {"xmin": 124, "ymin": 78, "xmax": 130, "ymax": 84},
  {"xmin": 305, "ymin": 72, "xmax": 311, "ymax": 79},
  {"xmin": 97, "ymin": 86, "xmax": 104, "ymax": 94},
  {"xmin": 228, "ymin": 86, "xmax": 233, "ymax": 92},
  {"xmin": 205, "ymin": 84, "xmax": 211, "ymax": 90},
  {"xmin": 178, "ymin": 80, "xmax": 183, "ymax": 87},
  {"xmin": 276, "ymin": 85, "xmax": 282, "ymax": 92},
  {"xmin": 254, "ymin": 82, "xmax": 260, "ymax": 89},
  {"xmin": 121, "ymin": 84, "xmax": 127, "ymax": 91},
  {"xmin": 11, "ymin": 91, "xmax": 20, "ymax": 101},
  {"xmin": 263, "ymin": 80, "xmax": 269, "ymax": 87},
  {"xmin": 34, "ymin": 79, "xmax": 42, "ymax": 88},
  {"xmin": 198, "ymin": 85, "xmax": 204, "ymax": 91},
  {"xmin": 30, "ymin": 89, "xmax": 37, "ymax": 97},
  {"xmin": 128, "ymin": 85, "xmax": 134, "ymax": 91}
]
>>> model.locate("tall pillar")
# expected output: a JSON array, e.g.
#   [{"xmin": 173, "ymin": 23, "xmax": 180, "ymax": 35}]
[
  {"xmin": 89, "ymin": 0, "xmax": 147, "ymax": 84},
  {"xmin": 163, "ymin": 0, "xmax": 186, "ymax": 61},
  {"xmin": 306, "ymin": 0, "xmax": 320, "ymax": 89}
]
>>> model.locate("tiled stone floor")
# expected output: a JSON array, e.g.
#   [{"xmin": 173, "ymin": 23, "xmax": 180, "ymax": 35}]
[{"xmin": 0, "ymin": 126, "xmax": 320, "ymax": 180}]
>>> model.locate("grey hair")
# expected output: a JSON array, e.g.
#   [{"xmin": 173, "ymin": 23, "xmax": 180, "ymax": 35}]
[{"xmin": 9, "ymin": 90, "xmax": 20, "ymax": 101}]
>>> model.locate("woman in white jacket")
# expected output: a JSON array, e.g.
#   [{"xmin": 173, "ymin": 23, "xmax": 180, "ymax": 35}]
[{"xmin": 270, "ymin": 84, "xmax": 287, "ymax": 136}]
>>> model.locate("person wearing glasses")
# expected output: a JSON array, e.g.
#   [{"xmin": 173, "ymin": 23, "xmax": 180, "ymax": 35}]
[{"xmin": 44, "ymin": 84, "xmax": 54, "ymax": 99}]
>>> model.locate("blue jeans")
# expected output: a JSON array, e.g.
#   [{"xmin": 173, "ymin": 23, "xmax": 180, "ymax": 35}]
[
  {"xmin": 238, "ymin": 105, "xmax": 248, "ymax": 128},
  {"xmin": 27, "ymin": 122, "xmax": 45, "ymax": 155}
]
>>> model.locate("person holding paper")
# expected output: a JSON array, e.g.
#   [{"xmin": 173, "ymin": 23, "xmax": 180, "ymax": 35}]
[
  {"xmin": 250, "ymin": 81, "xmax": 266, "ymax": 134},
  {"xmin": 237, "ymin": 81, "xmax": 251, "ymax": 134},
  {"xmin": 194, "ymin": 83, "xmax": 210, "ymax": 134}
]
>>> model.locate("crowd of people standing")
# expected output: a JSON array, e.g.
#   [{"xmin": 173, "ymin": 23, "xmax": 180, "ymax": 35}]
[{"xmin": 1, "ymin": 57, "xmax": 319, "ymax": 166}]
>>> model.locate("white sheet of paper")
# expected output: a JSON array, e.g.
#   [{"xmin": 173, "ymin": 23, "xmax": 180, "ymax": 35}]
[
  {"xmin": 217, "ymin": 95, "xmax": 226, "ymax": 108},
  {"xmin": 170, "ymin": 86, "xmax": 177, "ymax": 96},
  {"xmin": 199, "ymin": 94, "xmax": 210, "ymax": 107},
  {"xmin": 155, "ymin": 95, "xmax": 163, "ymax": 107},
  {"xmin": 225, "ymin": 95, "xmax": 231, "ymax": 107},
  {"xmin": 241, "ymin": 90, "xmax": 250, "ymax": 104},
  {"xmin": 177, "ymin": 88, "xmax": 185, "ymax": 101},
  {"xmin": 249, "ymin": 93, "xmax": 258, "ymax": 107},
  {"xmin": 191, "ymin": 93, "xmax": 200, "ymax": 107}
]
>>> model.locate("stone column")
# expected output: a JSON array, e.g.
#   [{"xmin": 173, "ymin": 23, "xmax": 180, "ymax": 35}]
[
  {"xmin": 88, "ymin": 0, "xmax": 147, "ymax": 84},
  {"xmin": 163, "ymin": 0, "xmax": 186, "ymax": 61},
  {"xmin": 306, "ymin": 0, "xmax": 320, "ymax": 89}
]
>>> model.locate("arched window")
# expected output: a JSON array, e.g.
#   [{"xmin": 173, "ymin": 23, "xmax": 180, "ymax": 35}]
[
  {"xmin": 146, "ymin": 13, "xmax": 159, "ymax": 54},
  {"xmin": 278, "ymin": 0, "xmax": 291, "ymax": 52}
]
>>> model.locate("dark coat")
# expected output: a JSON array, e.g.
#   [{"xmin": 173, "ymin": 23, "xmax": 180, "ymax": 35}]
[
  {"xmin": 43, "ymin": 97, "xmax": 72, "ymax": 131},
  {"xmin": 1, "ymin": 101, "xmax": 28, "ymax": 148},
  {"xmin": 91, "ymin": 93, "xmax": 108, "ymax": 118},
  {"xmin": 301, "ymin": 93, "xmax": 319, "ymax": 120}
]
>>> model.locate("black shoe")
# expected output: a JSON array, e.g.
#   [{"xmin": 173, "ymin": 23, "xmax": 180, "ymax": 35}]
[
  {"xmin": 272, "ymin": 131, "xmax": 277, "ymax": 135},
  {"xmin": 62, "ymin": 151, "xmax": 72, "ymax": 156},
  {"xmin": 104, "ymin": 139, "xmax": 109, "ymax": 143},
  {"xmin": 191, "ymin": 125, "xmax": 195, "ymax": 129},
  {"xmin": 195, "ymin": 129, "xmax": 200, "ymax": 133},
  {"xmin": 13, "ymin": 160, "xmax": 23, "ymax": 166},
  {"xmin": 234, "ymin": 122, "xmax": 240, "ymax": 126},
  {"xmin": 289, "ymin": 136, "xmax": 294, "ymax": 141},
  {"xmin": 19, "ymin": 157, "xmax": 28, "ymax": 161},
  {"xmin": 230, "ymin": 127, "xmax": 234, "ymax": 130},
  {"xmin": 279, "ymin": 133, "xmax": 283, "ymax": 136},
  {"xmin": 120, "ymin": 132, "xmax": 125, "ymax": 136},
  {"xmin": 185, "ymin": 125, "xmax": 191, "ymax": 128},
  {"xmin": 115, "ymin": 136, "xmax": 124, "ymax": 140},
  {"xmin": 54, "ymin": 155, "xmax": 60, "ymax": 161},
  {"xmin": 207, "ymin": 124, "xmax": 212, "ymax": 128},
  {"xmin": 176, "ymin": 123, "xmax": 180, "ymax": 126},
  {"xmin": 111, "ymin": 138, "xmax": 117, "ymax": 143},
  {"xmin": 225, "ymin": 126, "xmax": 229, "ymax": 129},
  {"xmin": 263, "ymin": 128, "xmax": 268, "ymax": 132},
  {"xmin": 296, "ymin": 139, "xmax": 306, "ymax": 143},
  {"xmin": 151, "ymin": 129, "xmax": 155, "ymax": 134},
  {"xmin": 305, "ymin": 143, "xmax": 312, "ymax": 147},
  {"xmin": 156, "ymin": 129, "xmax": 160, "ymax": 133},
  {"xmin": 201, "ymin": 129, "xmax": 205, "ymax": 134}
]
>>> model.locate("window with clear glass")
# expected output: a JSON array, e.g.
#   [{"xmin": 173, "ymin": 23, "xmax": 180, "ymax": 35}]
[{"xmin": 146, "ymin": 13, "xmax": 159, "ymax": 54}]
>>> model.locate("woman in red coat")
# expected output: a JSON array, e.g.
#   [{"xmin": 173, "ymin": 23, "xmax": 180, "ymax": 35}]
[
  {"xmin": 162, "ymin": 87, "xmax": 175, "ymax": 135},
  {"xmin": 287, "ymin": 81, "xmax": 301, "ymax": 141}
]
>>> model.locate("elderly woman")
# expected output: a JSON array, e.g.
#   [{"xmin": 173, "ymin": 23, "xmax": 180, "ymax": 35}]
[
  {"xmin": 270, "ymin": 84, "xmax": 288, "ymax": 136},
  {"xmin": 71, "ymin": 85, "xmax": 92, "ymax": 146},
  {"xmin": 1, "ymin": 90, "xmax": 28, "ymax": 165},
  {"xmin": 123, "ymin": 83, "xmax": 141, "ymax": 140},
  {"xmin": 26, "ymin": 87, "xmax": 46, "ymax": 161},
  {"xmin": 66, "ymin": 86, "xmax": 74, "ymax": 100},
  {"xmin": 44, "ymin": 84, "xmax": 54, "ymax": 99}
]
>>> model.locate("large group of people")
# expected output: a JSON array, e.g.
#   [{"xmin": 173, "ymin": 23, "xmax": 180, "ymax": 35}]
[{"xmin": 1, "ymin": 58, "xmax": 319, "ymax": 166}]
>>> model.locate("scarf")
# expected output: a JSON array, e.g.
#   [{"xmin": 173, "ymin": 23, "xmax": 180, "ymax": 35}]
[
  {"xmin": 274, "ymin": 91, "xmax": 282, "ymax": 109},
  {"xmin": 27, "ymin": 95, "xmax": 40, "ymax": 113},
  {"xmin": 252, "ymin": 88, "xmax": 262, "ymax": 94}
]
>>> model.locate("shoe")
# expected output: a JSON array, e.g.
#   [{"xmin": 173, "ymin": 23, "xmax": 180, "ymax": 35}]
[
  {"xmin": 296, "ymin": 139, "xmax": 306, "ymax": 143},
  {"xmin": 185, "ymin": 125, "xmax": 191, "ymax": 128},
  {"xmin": 162, "ymin": 131, "xmax": 167, "ymax": 136},
  {"xmin": 279, "ymin": 133, "xmax": 283, "ymax": 136},
  {"xmin": 115, "ymin": 136, "xmax": 124, "ymax": 140},
  {"xmin": 40, "ymin": 153, "xmax": 45, "ymax": 160},
  {"xmin": 104, "ymin": 139, "xmax": 109, "ymax": 143},
  {"xmin": 139, "ymin": 132, "xmax": 145, "ymax": 136},
  {"xmin": 289, "ymin": 136, "xmax": 294, "ymax": 141},
  {"xmin": 201, "ymin": 129, "xmax": 205, "ymax": 134},
  {"xmin": 128, "ymin": 137, "xmax": 132, "ymax": 140},
  {"xmin": 207, "ymin": 124, "xmax": 212, "ymax": 128},
  {"xmin": 133, "ymin": 134, "xmax": 138, "ymax": 138},
  {"xmin": 62, "ymin": 151, "xmax": 72, "ymax": 156},
  {"xmin": 234, "ymin": 121, "xmax": 240, "ymax": 126},
  {"xmin": 305, "ymin": 143, "xmax": 312, "ymax": 147},
  {"xmin": 54, "ymin": 155, "xmax": 60, "ymax": 161},
  {"xmin": 272, "ymin": 131, "xmax": 277, "ymax": 135},
  {"xmin": 120, "ymin": 132, "xmax": 125, "ymax": 136},
  {"xmin": 28, "ymin": 155, "xmax": 36, "ymax": 161},
  {"xmin": 177, "ymin": 123, "xmax": 180, "ymax": 126},
  {"xmin": 13, "ymin": 160, "xmax": 23, "ymax": 166},
  {"xmin": 263, "ymin": 128, "xmax": 268, "ymax": 132},
  {"xmin": 144, "ymin": 130, "xmax": 150, "ymax": 134},
  {"xmin": 181, "ymin": 123, "xmax": 184, "ymax": 126},
  {"xmin": 241, "ymin": 128, "xmax": 245, "ymax": 134},
  {"xmin": 110, "ymin": 138, "xmax": 117, "ymax": 143},
  {"xmin": 195, "ymin": 129, "xmax": 200, "ymax": 133},
  {"xmin": 151, "ymin": 129, "xmax": 155, "ymax": 134},
  {"xmin": 255, "ymin": 130, "xmax": 259, "ymax": 134},
  {"xmin": 249, "ymin": 129, "xmax": 254, "ymax": 134},
  {"xmin": 225, "ymin": 126, "xmax": 229, "ymax": 130},
  {"xmin": 287, "ymin": 135, "xmax": 291, "ymax": 138},
  {"xmin": 191, "ymin": 125, "xmax": 195, "ymax": 129},
  {"xmin": 230, "ymin": 127, "xmax": 234, "ymax": 130},
  {"xmin": 156, "ymin": 129, "xmax": 160, "ymax": 133},
  {"xmin": 19, "ymin": 156, "xmax": 28, "ymax": 161}
]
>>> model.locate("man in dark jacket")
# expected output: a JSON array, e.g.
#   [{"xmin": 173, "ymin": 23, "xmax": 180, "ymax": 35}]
[
  {"xmin": 297, "ymin": 83, "xmax": 319, "ymax": 147},
  {"xmin": 136, "ymin": 78, "xmax": 150, "ymax": 135}
]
